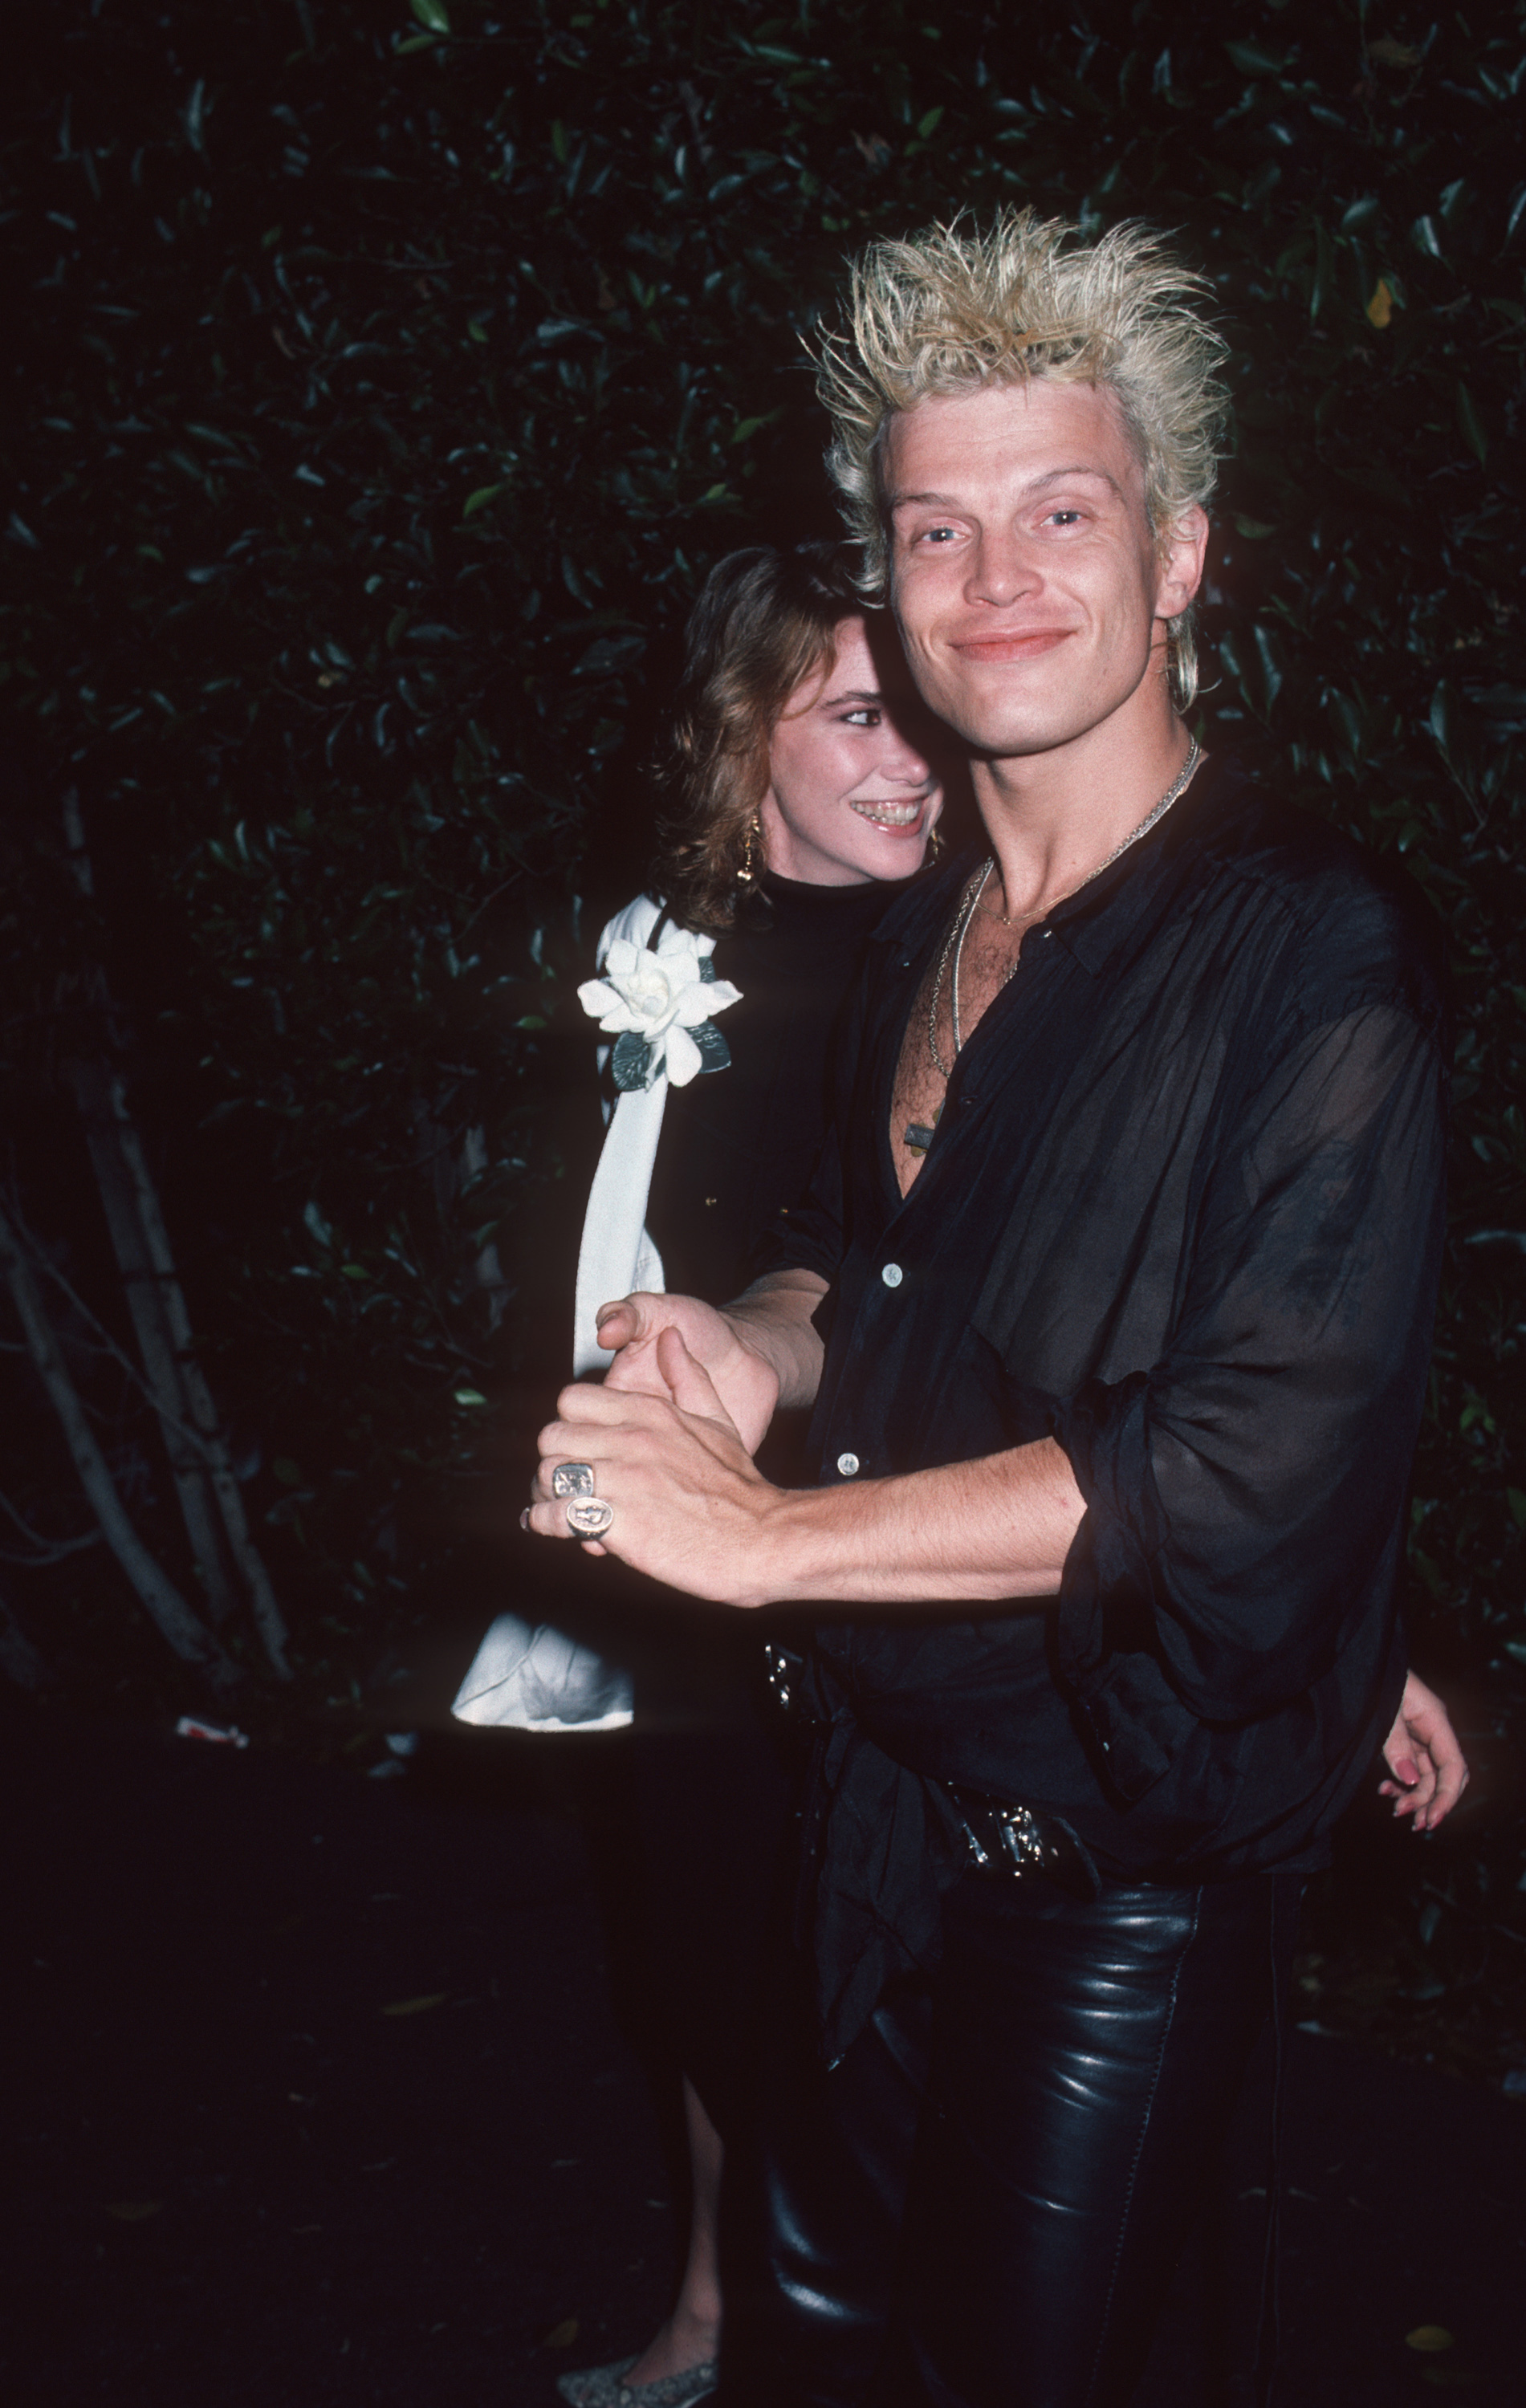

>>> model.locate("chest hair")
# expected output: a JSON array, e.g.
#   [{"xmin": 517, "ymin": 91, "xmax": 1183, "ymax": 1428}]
[{"xmin": 890, "ymin": 901, "xmax": 1028, "ymax": 1198}]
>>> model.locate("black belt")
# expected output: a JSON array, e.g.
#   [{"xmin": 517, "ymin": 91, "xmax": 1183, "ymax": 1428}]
[{"xmin": 765, "ymin": 1645, "xmax": 1102, "ymax": 1905}]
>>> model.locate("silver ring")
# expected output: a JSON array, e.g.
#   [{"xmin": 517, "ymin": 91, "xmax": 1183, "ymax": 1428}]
[
  {"xmin": 566, "ymin": 1496, "xmax": 614, "ymax": 1537},
  {"xmin": 551, "ymin": 1462, "xmax": 596, "ymax": 1499}
]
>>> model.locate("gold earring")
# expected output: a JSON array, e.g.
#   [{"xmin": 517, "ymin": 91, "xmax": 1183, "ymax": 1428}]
[
  {"xmin": 928, "ymin": 824, "xmax": 945, "ymax": 860},
  {"xmin": 738, "ymin": 811, "xmax": 761, "ymax": 884}
]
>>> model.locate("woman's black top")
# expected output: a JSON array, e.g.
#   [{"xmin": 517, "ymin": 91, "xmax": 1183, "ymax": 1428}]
[
  {"xmin": 641, "ymin": 871, "xmax": 893, "ymax": 1309},
  {"xmin": 617, "ymin": 869, "xmax": 899, "ymax": 2127}
]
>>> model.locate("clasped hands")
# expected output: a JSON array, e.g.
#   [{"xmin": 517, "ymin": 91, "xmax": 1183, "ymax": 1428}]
[
  {"xmin": 523, "ymin": 1294, "xmax": 1472, "ymax": 1829},
  {"xmin": 523, "ymin": 1291, "xmax": 791, "ymax": 1606}
]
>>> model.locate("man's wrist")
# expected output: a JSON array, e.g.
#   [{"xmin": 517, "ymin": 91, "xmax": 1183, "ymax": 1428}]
[{"xmin": 725, "ymin": 1481, "xmax": 840, "ymax": 1608}]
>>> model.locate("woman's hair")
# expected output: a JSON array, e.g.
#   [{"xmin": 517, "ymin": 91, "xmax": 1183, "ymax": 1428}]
[
  {"xmin": 652, "ymin": 542, "xmax": 866, "ymax": 934},
  {"xmin": 812, "ymin": 209, "xmax": 1229, "ymax": 711}
]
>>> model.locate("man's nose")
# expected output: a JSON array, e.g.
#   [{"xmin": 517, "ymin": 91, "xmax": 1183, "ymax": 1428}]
[{"xmin": 965, "ymin": 527, "xmax": 1038, "ymax": 608}]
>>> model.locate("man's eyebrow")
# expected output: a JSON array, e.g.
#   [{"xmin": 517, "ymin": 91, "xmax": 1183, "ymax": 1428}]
[
  {"xmin": 888, "ymin": 466, "xmax": 1126, "ymax": 510},
  {"xmin": 1026, "ymin": 465, "xmax": 1127, "ymax": 499}
]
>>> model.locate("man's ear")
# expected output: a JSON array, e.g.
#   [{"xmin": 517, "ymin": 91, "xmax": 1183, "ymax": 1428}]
[{"xmin": 1154, "ymin": 505, "xmax": 1210, "ymax": 624}]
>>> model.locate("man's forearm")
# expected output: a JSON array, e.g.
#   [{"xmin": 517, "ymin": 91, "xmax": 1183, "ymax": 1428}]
[
  {"xmin": 752, "ymin": 1436, "xmax": 1084, "ymax": 1607},
  {"xmin": 532, "ymin": 1342, "xmax": 1085, "ymax": 1605}
]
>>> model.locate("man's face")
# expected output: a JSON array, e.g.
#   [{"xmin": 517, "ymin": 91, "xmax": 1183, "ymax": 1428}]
[{"xmin": 883, "ymin": 377, "xmax": 1207, "ymax": 761}]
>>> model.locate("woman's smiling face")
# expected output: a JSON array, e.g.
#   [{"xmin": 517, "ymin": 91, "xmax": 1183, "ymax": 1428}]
[{"xmin": 759, "ymin": 613, "xmax": 946, "ymax": 886}]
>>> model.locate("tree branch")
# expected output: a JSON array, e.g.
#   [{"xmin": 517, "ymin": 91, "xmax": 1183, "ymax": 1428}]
[{"xmin": 0, "ymin": 1196, "xmax": 238, "ymax": 1688}]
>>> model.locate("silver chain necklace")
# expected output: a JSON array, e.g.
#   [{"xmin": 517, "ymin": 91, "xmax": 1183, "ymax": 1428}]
[{"xmin": 926, "ymin": 740, "xmax": 1202, "ymax": 1080}]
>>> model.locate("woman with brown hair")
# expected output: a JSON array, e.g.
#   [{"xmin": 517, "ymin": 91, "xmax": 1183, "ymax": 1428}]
[{"xmin": 552, "ymin": 541, "xmax": 947, "ymax": 2408}]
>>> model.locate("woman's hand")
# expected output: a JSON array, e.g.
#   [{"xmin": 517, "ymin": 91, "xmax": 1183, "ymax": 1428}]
[
  {"xmin": 1378, "ymin": 1670, "xmax": 1470, "ymax": 1832},
  {"xmin": 595, "ymin": 1290, "xmax": 782, "ymax": 1454}
]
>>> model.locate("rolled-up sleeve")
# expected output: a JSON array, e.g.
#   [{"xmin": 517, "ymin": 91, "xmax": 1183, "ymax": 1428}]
[{"xmin": 1054, "ymin": 999, "xmax": 1447, "ymax": 1800}]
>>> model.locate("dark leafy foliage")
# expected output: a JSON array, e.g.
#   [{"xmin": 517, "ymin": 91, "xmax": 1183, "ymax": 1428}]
[{"xmin": 3, "ymin": 0, "xmax": 1523, "ymax": 2031}]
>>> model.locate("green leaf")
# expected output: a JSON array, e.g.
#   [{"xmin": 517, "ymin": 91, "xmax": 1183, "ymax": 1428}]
[
  {"xmin": 611, "ymin": 1031, "xmax": 655, "ymax": 1091},
  {"xmin": 462, "ymin": 483, "xmax": 507, "ymax": 519},
  {"xmin": 1505, "ymin": 1490, "xmax": 1526, "ymax": 1529},
  {"xmin": 1455, "ymin": 383, "xmax": 1488, "ymax": 466},
  {"xmin": 1224, "ymin": 39, "xmax": 1287, "ymax": 75},
  {"xmin": 917, "ymin": 106, "xmax": 944, "ymax": 139},
  {"xmin": 691, "ymin": 1020, "xmax": 731, "ymax": 1074},
  {"xmin": 453, "ymin": 1388, "xmax": 487, "ymax": 1406},
  {"xmin": 409, "ymin": 0, "xmax": 450, "ymax": 29},
  {"xmin": 1428, "ymin": 683, "xmax": 1455, "ymax": 755}
]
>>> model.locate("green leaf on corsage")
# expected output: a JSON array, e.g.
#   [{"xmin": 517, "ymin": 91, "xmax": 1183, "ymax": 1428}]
[
  {"xmin": 690, "ymin": 1020, "xmax": 731, "ymax": 1075},
  {"xmin": 611, "ymin": 1031, "xmax": 657, "ymax": 1091}
]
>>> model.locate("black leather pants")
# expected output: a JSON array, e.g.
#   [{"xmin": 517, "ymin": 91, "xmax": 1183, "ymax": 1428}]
[{"xmin": 722, "ymin": 1863, "xmax": 1300, "ymax": 2408}]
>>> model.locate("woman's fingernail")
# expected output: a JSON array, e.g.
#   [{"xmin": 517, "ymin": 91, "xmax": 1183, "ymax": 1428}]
[{"xmin": 519, "ymin": 1507, "xmax": 531, "ymax": 1531}]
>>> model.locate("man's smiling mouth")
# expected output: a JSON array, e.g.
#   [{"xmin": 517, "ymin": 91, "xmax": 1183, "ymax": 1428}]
[{"xmin": 953, "ymin": 629, "xmax": 1073, "ymax": 661}]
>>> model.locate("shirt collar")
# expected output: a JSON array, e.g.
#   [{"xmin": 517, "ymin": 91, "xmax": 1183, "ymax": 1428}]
[
  {"xmin": 1021, "ymin": 755, "xmax": 1247, "ymax": 979},
  {"xmin": 866, "ymin": 756, "xmax": 1252, "ymax": 981}
]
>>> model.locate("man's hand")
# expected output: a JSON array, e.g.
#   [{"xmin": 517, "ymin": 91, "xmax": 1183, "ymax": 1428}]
[
  {"xmin": 525, "ymin": 1326, "xmax": 786, "ymax": 1604},
  {"xmin": 594, "ymin": 1290, "xmax": 781, "ymax": 1454},
  {"xmin": 1378, "ymin": 1670, "xmax": 1470, "ymax": 1832}
]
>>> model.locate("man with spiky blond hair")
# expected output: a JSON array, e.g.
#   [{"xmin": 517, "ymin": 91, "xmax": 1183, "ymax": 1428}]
[{"xmin": 527, "ymin": 211, "xmax": 1465, "ymax": 2405}]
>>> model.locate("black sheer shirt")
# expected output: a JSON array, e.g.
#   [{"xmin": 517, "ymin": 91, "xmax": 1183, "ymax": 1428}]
[{"xmin": 755, "ymin": 758, "xmax": 1447, "ymax": 2041}]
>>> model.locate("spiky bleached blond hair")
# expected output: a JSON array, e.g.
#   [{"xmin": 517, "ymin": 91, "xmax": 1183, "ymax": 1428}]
[{"xmin": 814, "ymin": 209, "xmax": 1229, "ymax": 710}]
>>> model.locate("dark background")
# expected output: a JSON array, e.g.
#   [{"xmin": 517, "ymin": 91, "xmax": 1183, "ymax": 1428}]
[{"xmin": 2, "ymin": 0, "xmax": 1523, "ymax": 2119}]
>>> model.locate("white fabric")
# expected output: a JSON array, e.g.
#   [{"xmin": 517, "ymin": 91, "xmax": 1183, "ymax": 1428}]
[
  {"xmin": 452, "ymin": 893, "xmax": 716, "ymax": 1735},
  {"xmin": 450, "ymin": 1613, "xmax": 634, "ymax": 1733},
  {"xmin": 572, "ymin": 896, "xmax": 721, "ymax": 1373}
]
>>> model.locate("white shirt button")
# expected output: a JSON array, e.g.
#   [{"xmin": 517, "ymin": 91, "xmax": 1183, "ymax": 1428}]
[
  {"xmin": 881, "ymin": 1261, "xmax": 904, "ymax": 1287},
  {"xmin": 836, "ymin": 1452, "xmax": 860, "ymax": 1478}
]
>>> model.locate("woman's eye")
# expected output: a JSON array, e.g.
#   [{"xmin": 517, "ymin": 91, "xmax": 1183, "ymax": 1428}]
[{"xmin": 841, "ymin": 707, "xmax": 881, "ymax": 727}]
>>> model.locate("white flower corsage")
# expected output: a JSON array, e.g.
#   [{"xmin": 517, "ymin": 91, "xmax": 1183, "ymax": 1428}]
[{"xmin": 577, "ymin": 929, "xmax": 742, "ymax": 1091}]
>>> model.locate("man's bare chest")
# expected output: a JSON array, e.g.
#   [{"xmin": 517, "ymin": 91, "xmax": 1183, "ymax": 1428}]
[{"xmin": 890, "ymin": 877, "xmax": 1026, "ymax": 1198}]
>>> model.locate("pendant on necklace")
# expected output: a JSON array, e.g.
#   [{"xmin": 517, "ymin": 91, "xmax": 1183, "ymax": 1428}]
[{"xmin": 904, "ymin": 1104, "xmax": 942, "ymax": 1157}]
